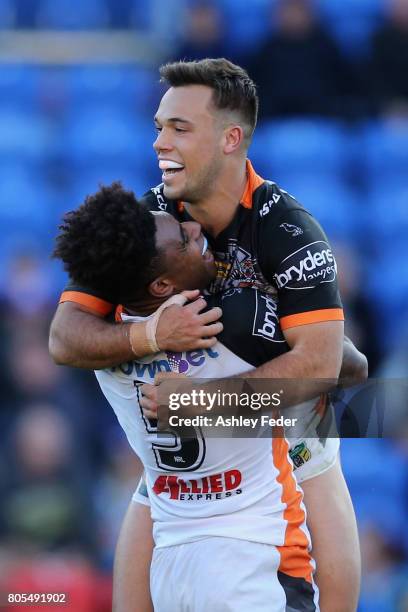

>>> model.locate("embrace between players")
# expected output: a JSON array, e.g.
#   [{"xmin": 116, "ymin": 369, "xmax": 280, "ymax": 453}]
[{"xmin": 50, "ymin": 59, "xmax": 366, "ymax": 612}]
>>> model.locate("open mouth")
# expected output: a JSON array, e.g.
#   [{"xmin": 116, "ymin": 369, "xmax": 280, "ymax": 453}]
[{"xmin": 159, "ymin": 160, "xmax": 185, "ymax": 179}]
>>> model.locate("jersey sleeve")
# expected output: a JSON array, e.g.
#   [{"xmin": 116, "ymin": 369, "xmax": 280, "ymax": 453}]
[
  {"xmin": 258, "ymin": 196, "xmax": 344, "ymax": 331},
  {"xmin": 59, "ymin": 282, "xmax": 114, "ymax": 316}
]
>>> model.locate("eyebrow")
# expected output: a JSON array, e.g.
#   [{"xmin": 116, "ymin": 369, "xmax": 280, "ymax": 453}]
[{"xmin": 154, "ymin": 116, "xmax": 193, "ymax": 126}]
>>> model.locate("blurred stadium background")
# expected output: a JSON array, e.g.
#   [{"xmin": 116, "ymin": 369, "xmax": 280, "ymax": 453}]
[{"xmin": 0, "ymin": 0, "xmax": 407, "ymax": 610}]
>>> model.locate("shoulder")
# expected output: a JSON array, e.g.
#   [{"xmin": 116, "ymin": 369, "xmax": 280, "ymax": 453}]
[
  {"xmin": 254, "ymin": 180, "xmax": 313, "ymax": 228},
  {"xmin": 256, "ymin": 180, "xmax": 335, "ymax": 279}
]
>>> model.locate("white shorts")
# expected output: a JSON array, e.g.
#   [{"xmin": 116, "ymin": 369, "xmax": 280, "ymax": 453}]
[{"xmin": 150, "ymin": 536, "xmax": 319, "ymax": 612}]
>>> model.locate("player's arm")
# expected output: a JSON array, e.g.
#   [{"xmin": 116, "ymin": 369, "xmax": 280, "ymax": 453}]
[
  {"xmin": 228, "ymin": 193, "xmax": 352, "ymax": 401},
  {"xmin": 49, "ymin": 292, "xmax": 222, "ymax": 370},
  {"xmin": 246, "ymin": 198, "xmax": 344, "ymax": 381},
  {"xmin": 339, "ymin": 335, "xmax": 368, "ymax": 384},
  {"xmin": 258, "ymin": 188, "xmax": 367, "ymax": 383},
  {"xmin": 50, "ymin": 301, "xmax": 132, "ymax": 369},
  {"xmin": 243, "ymin": 319, "xmax": 343, "ymax": 380},
  {"xmin": 139, "ymin": 320, "xmax": 343, "ymax": 419},
  {"xmin": 140, "ymin": 322, "xmax": 343, "ymax": 418},
  {"xmin": 237, "ymin": 326, "xmax": 365, "ymax": 383}
]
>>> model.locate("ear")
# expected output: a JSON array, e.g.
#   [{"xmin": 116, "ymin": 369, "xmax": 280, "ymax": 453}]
[
  {"xmin": 148, "ymin": 275, "xmax": 175, "ymax": 298},
  {"xmin": 223, "ymin": 125, "xmax": 244, "ymax": 155}
]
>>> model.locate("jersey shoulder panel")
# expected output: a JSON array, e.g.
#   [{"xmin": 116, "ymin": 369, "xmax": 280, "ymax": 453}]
[
  {"xmin": 253, "ymin": 180, "xmax": 305, "ymax": 224},
  {"xmin": 256, "ymin": 181, "xmax": 332, "ymax": 277}
]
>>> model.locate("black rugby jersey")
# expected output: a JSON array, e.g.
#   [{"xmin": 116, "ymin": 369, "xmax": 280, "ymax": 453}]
[
  {"xmin": 207, "ymin": 287, "xmax": 287, "ymax": 367},
  {"xmin": 60, "ymin": 160, "xmax": 343, "ymax": 332}
]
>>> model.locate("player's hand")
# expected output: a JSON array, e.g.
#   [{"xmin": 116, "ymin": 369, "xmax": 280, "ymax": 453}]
[
  {"xmin": 141, "ymin": 372, "xmax": 188, "ymax": 419},
  {"xmin": 155, "ymin": 290, "xmax": 223, "ymax": 352},
  {"xmin": 339, "ymin": 336, "xmax": 368, "ymax": 386},
  {"xmin": 140, "ymin": 383, "xmax": 159, "ymax": 420}
]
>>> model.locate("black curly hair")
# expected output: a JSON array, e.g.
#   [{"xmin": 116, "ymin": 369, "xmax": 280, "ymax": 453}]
[{"xmin": 53, "ymin": 182, "xmax": 164, "ymax": 304}]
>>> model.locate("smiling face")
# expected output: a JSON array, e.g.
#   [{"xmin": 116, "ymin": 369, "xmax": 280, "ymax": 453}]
[
  {"xmin": 152, "ymin": 212, "xmax": 216, "ymax": 293},
  {"xmin": 153, "ymin": 85, "xmax": 225, "ymax": 203}
]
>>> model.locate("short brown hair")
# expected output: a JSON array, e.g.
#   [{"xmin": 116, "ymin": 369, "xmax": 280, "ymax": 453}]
[{"xmin": 159, "ymin": 58, "xmax": 258, "ymax": 145}]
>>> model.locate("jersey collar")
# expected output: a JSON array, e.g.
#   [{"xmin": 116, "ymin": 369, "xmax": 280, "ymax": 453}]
[
  {"xmin": 177, "ymin": 159, "xmax": 264, "ymax": 213},
  {"xmin": 240, "ymin": 160, "xmax": 264, "ymax": 209}
]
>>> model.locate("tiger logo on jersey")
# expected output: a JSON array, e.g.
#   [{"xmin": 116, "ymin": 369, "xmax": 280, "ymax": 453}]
[{"xmin": 209, "ymin": 242, "xmax": 276, "ymax": 296}]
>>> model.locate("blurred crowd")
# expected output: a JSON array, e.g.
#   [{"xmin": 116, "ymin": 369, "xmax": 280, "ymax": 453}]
[{"xmin": 0, "ymin": 1, "xmax": 407, "ymax": 610}]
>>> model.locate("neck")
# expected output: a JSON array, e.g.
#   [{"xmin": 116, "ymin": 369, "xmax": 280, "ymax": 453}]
[
  {"xmin": 184, "ymin": 156, "xmax": 247, "ymax": 237},
  {"xmin": 123, "ymin": 295, "xmax": 167, "ymax": 317}
]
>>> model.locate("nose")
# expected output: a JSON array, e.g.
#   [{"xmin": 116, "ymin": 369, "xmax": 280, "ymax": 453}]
[{"xmin": 153, "ymin": 128, "xmax": 173, "ymax": 154}]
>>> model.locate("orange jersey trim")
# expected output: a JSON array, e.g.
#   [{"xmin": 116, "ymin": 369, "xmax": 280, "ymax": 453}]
[
  {"xmin": 115, "ymin": 304, "xmax": 125, "ymax": 323},
  {"xmin": 59, "ymin": 291, "xmax": 113, "ymax": 317},
  {"xmin": 273, "ymin": 436, "xmax": 313, "ymax": 583},
  {"xmin": 280, "ymin": 308, "xmax": 344, "ymax": 330},
  {"xmin": 240, "ymin": 159, "xmax": 264, "ymax": 209}
]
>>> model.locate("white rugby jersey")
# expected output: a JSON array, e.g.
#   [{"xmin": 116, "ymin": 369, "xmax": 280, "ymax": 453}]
[{"xmin": 95, "ymin": 288, "xmax": 316, "ymax": 553}]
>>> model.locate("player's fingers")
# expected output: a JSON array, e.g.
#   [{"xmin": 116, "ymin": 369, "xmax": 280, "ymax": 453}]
[
  {"xmin": 140, "ymin": 395, "xmax": 158, "ymax": 414},
  {"xmin": 180, "ymin": 289, "xmax": 201, "ymax": 302},
  {"xmin": 194, "ymin": 336, "xmax": 219, "ymax": 349},
  {"xmin": 199, "ymin": 322, "xmax": 224, "ymax": 338},
  {"xmin": 143, "ymin": 407, "xmax": 158, "ymax": 420},
  {"xmin": 140, "ymin": 383, "xmax": 158, "ymax": 401},
  {"xmin": 197, "ymin": 306, "xmax": 223, "ymax": 325},
  {"xmin": 182, "ymin": 296, "xmax": 207, "ymax": 315}
]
